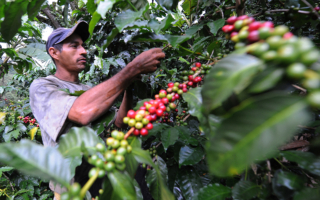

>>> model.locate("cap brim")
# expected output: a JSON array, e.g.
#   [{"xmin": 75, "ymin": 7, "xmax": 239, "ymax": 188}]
[{"xmin": 55, "ymin": 21, "xmax": 89, "ymax": 44}]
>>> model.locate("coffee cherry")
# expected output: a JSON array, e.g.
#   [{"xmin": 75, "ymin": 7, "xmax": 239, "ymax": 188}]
[
  {"xmin": 188, "ymin": 75, "xmax": 194, "ymax": 81},
  {"xmin": 123, "ymin": 117, "xmax": 129, "ymax": 124},
  {"xmin": 169, "ymin": 103, "xmax": 176, "ymax": 109},
  {"xmin": 115, "ymin": 155, "xmax": 125, "ymax": 164},
  {"xmin": 261, "ymin": 21, "xmax": 274, "ymax": 28},
  {"xmin": 133, "ymin": 129, "xmax": 140, "ymax": 136},
  {"xmin": 187, "ymin": 81, "xmax": 193, "ymax": 86},
  {"xmin": 286, "ymin": 63, "xmax": 306, "ymax": 79},
  {"xmin": 156, "ymin": 109, "xmax": 164, "ymax": 117},
  {"xmin": 89, "ymin": 154, "xmax": 98, "ymax": 165},
  {"xmin": 127, "ymin": 145, "xmax": 132, "ymax": 153},
  {"xmin": 128, "ymin": 119, "xmax": 136, "ymax": 127},
  {"xmin": 177, "ymin": 89, "xmax": 183, "ymax": 95},
  {"xmin": 135, "ymin": 122, "xmax": 143, "ymax": 129},
  {"xmin": 148, "ymin": 106, "xmax": 156, "ymax": 114},
  {"xmin": 174, "ymin": 94, "xmax": 180, "ymax": 99},
  {"xmin": 104, "ymin": 152, "xmax": 115, "ymax": 161},
  {"xmin": 116, "ymin": 132, "xmax": 124, "ymax": 140},
  {"xmin": 89, "ymin": 168, "xmax": 98, "ymax": 178},
  {"xmin": 106, "ymin": 138, "xmax": 114, "ymax": 146},
  {"xmin": 104, "ymin": 162, "xmax": 115, "ymax": 172},
  {"xmin": 112, "ymin": 140, "xmax": 120, "ymax": 149},
  {"xmin": 70, "ymin": 183, "xmax": 81, "ymax": 196},
  {"xmin": 150, "ymin": 114, "xmax": 157, "ymax": 121},
  {"xmin": 127, "ymin": 110, "xmax": 136, "ymax": 118},
  {"xmin": 161, "ymin": 97, "xmax": 169, "ymax": 104},
  {"xmin": 248, "ymin": 30, "xmax": 259, "ymax": 42},
  {"xmin": 168, "ymin": 82, "xmax": 174, "ymax": 88},
  {"xmin": 272, "ymin": 25, "xmax": 289, "ymax": 36},
  {"xmin": 183, "ymin": 76, "xmax": 188, "ymax": 81},
  {"xmin": 95, "ymin": 159, "xmax": 104, "ymax": 168},
  {"xmin": 234, "ymin": 20, "xmax": 244, "ymax": 30},
  {"xmin": 159, "ymin": 92, "xmax": 166, "ymax": 98},
  {"xmin": 226, "ymin": 16, "xmax": 237, "ymax": 24},
  {"xmin": 159, "ymin": 105, "xmax": 167, "ymax": 112},
  {"xmin": 315, "ymin": 7, "xmax": 320, "ymax": 11},
  {"xmin": 140, "ymin": 128, "xmax": 148, "ymax": 136},
  {"xmin": 111, "ymin": 130, "xmax": 119, "ymax": 138},
  {"xmin": 135, "ymin": 114, "xmax": 143, "ymax": 122},
  {"xmin": 95, "ymin": 143, "xmax": 105, "ymax": 152},
  {"xmin": 146, "ymin": 123, "xmax": 153, "ymax": 130},
  {"xmin": 117, "ymin": 147, "xmax": 127, "ymax": 155},
  {"xmin": 167, "ymin": 87, "xmax": 173, "ymax": 93}
]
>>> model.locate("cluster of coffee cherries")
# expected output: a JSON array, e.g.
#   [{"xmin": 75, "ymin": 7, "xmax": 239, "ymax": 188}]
[
  {"xmin": 223, "ymin": 15, "xmax": 320, "ymax": 107},
  {"xmin": 88, "ymin": 130, "xmax": 132, "ymax": 176},
  {"xmin": 149, "ymin": 146, "xmax": 157, "ymax": 157},
  {"xmin": 180, "ymin": 62, "xmax": 211, "ymax": 85},
  {"xmin": 17, "ymin": 116, "xmax": 38, "ymax": 126}
]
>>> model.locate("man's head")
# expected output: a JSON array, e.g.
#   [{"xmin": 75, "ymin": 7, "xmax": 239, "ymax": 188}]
[{"xmin": 46, "ymin": 21, "xmax": 90, "ymax": 73}]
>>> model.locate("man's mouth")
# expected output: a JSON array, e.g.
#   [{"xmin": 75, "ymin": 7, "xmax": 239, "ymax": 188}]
[{"xmin": 77, "ymin": 58, "xmax": 87, "ymax": 63}]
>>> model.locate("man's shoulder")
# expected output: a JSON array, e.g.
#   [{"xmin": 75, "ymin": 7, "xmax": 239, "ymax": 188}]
[{"xmin": 30, "ymin": 75, "xmax": 58, "ymax": 89}]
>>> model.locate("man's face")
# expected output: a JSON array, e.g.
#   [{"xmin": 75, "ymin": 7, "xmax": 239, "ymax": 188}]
[{"xmin": 56, "ymin": 34, "xmax": 87, "ymax": 73}]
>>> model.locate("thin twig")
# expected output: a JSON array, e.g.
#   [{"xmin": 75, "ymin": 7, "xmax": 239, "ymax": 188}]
[
  {"xmin": 162, "ymin": 43, "xmax": 171, "ymax": 50},
  {"xmin": 156, "ymin": 142, "xmax": 162, "ymax": 148},
  {"xmin": 183, "ymin": 114, "xmax": 191, "ymax": 122},
  {"xmin": 252, "ymin": 9, "xmax": 311, "ymax": 17},
  {"xmin": 301, "ymin": 0, "xmax": 320, "ymax": 19},
  {"xmin": 3, "ymin": 173, "xmax": 14, "ymax": 191},
  {"xmin": 292, "ymin": 84, "xmax": 307, "ymax": 93},
  {"xmin": 124, "ymin": 127, "xmax": 135, "ymax": 140},
  {"xmin": 213, "ymin": 4, "xmax": 224, "ymax": 18}
]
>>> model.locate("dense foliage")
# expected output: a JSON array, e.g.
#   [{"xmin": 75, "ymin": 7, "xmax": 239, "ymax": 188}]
[{"xmin": 1, "ymin": 0, "xmax": 320, "ymax": 199}]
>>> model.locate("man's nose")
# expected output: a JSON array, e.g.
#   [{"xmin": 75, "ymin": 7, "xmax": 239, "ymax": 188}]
[{"xmin": 80, "ymin": 46, "xmax": 87, "ymax": 55}]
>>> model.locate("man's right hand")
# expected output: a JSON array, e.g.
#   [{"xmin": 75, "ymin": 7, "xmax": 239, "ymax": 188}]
[{"xmin": 129, "ymin": 48, "xmax": 166, "ymax": 74}]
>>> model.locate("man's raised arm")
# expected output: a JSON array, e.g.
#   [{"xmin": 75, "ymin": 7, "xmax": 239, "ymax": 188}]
[{"xmin": 68, "ymin": 48, "xmax": 165, "ymax": 125}]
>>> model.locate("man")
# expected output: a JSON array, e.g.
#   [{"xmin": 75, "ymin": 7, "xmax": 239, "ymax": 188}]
[{"xmin": 29, "ymin": 21, "xmax": 165, "ymax": 198}]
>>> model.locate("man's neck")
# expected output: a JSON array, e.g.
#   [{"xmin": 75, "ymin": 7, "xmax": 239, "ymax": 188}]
[{"xmin": 54, "ymin": 67, "xmax": 79, "ymax": 83}]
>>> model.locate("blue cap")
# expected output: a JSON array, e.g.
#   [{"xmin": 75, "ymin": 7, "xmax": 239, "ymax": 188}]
[{"xmin": 46, "ymin": 20, "xmax": 89, "ymax": 54}]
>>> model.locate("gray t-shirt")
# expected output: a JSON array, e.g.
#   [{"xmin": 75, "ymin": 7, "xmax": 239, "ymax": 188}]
[
  {"xmin": 29, "ymin": 75, "xmax": 91, "ymax": 147},
  {"xmin": 29, "ymin": 75, "xmax": 91, "ymax": 193}
]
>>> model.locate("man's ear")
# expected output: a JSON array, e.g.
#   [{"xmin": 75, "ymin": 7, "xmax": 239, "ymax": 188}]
[{"xmin": 48, "ymin": 47, "xmax": 60, "ymax": 61}]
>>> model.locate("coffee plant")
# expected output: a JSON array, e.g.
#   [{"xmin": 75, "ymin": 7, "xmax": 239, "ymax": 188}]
[{"xmin": 1, "ymin": 0, "xmax": 320, "ymax": 199}]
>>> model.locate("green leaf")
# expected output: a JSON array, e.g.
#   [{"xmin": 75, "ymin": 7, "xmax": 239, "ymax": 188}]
[
  {"xmin": 274, "ymin": 170, "xmax": 305, "ymax": 190},
  {"xmin": 207, "ymin": 41, "xmax": 221, "ymax": 55},
  {"xmin": 133, "ymin": 180, "xmax": 143, "ymax": 200},
  {"xmin": 183, "ymin": 87, "xmax": 203, "ymax": 120},
  {"xmin": 87, "ymin": 0, "xmax": 96, "ymax": 15},
  {"xmin": 0, "ymin": 166, "xmax": 14, "ymax": 178},
  {"xmin": 148, "ymin": 14, "xmax": 175, "ymax": 34},
  {"xmin": 146, "ymin": 156, "xmax": 168, "ymax": 200},
  {"xmin": 179, "ymin": 145, "xmax": 204, "ymax": 167},
  {"xmin": 165, "ymin": 34, "xmax": 191, "ymax": 48},
  {"xmin": 58, "ymin": 127, "xmax": 101, "ymax": 157},
  {"xmin": 294, "ymin": 188, "xmax": 320, "ymax": 200},
  {"xmin": 194, "ymin": 183, "xmax": 232, "ymax": 200},
  {"xmin": 0, "ymin": 140, "xmax": 71, "ymax": 187},
  {"xmin": 1, "ymin": 0, "xmax": 29, "ymax": 42},
  {"xmin": 102, "ymin": 28, "xmax": 120, "ymax": 51},
  {"xmin": 115, "ymin": 4, "xmax": 148, "ymax": 32},
  {"xmin": 185, "ymin": 24, "xmax": 204, "ymax": 36},
  {"xmin": 89, "ymin": 11, "xmax": 101, "ymax": 36},
  {"xmin": 192, "ymin": 36, "xmax": 210, "ymax": 53},
  {"xmin": 3, "ymin": 129, "xmax": 20, "ymax": 142},
  {"xmin": 107, "ymin": 171, "xmax": 137, "ymax": 200},
  {"xmin": 27, "ymin": 0, "xmax": 46, "ymax": 19},
  {"xmin": 232, "ymin": 180, "xmax": 260, "ymax": 200},
  {"xmin": 132, "ymin": 148, "xmax": 154, "ymax": 166},
  {"xmin": 280, "ymin": 151, "xmax": 320, "ymax": 176},
  {"xmin": 131, "ymin": 148, "xmax": 175, "ymax": 200},
  {"xmin": 143, "ymin": 123, "xmax": 171, "ymax": 142},
  {"xmin": 182, "ymin": 0, "xmax": 197, "ymax": 15},
  {"xmin": 156, "ymin": 0, "xmax": 179, "ymax": 11},
  {"xmin": 92, "ymin": 110, "xmax": 115, "ymax": 135},
  {"xmin": 161, "ymin": 127, "xmax": 180, "ymax": 150},
  {"xmin": 176, "ymin": 167, "xmax": 203, "ymax": 200},
  {"xmin": 125, "ymin": 153, "xmax": 139, "ymax": 178},
  {"xmin": 96, "ymin": 0, "xmax": 118, "ymax": 19},
  {"xmin": 177, "ymin": 126, "xmax": 199, "ymax": 146},
  {"xmin": 207, "ymin": 19, "xmax": 225, "ymax": 36},
  {"xmin": 249, "ymin": 67, "xmax": 285, "ymax": 93},
  {"xmin": 201, "ymin": 54, "xmax": 263, "ymax": 115},
  {"xmin": 206, "ymin": 93, "xmax": 310, "ymax": 177}
]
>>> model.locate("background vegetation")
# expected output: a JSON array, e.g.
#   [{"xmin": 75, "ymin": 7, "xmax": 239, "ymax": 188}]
[{"xmin": 1, "ymin": 0, "xmax": 320, "ymax": 199}]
